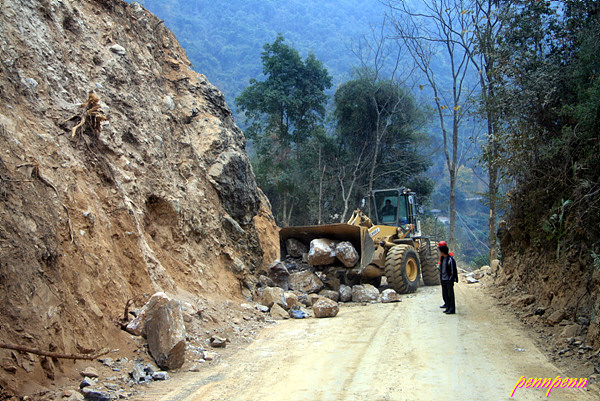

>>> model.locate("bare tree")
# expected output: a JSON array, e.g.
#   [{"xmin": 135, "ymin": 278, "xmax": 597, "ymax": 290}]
[
  {"xmin": 338, "ymin": 146, "xmax": 366, "ymax": 222},
  {"xmin": 350, "ymin": 23, "xmax": 419, "ymax": 216},
  {"xmin": 464, "ymin": 0, "xmax": 514, "ymax": 262},
  {"xmin": 384, "ymin": 0, "xmax": 479, "ymax": 248}
]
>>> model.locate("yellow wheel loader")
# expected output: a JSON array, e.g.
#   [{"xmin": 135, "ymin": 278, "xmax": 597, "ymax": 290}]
[{"xmin": 279, "ymin": 188, "xmax": 440, "ymax": 294}]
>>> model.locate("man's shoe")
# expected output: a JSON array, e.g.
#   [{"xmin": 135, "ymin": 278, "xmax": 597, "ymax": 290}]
[
  {"xmin": 440, "ymin": 305, "xmax": 447, "ymax": 308},
  {"xmin": 444, "ymin": 310, "xmax": 455, "ymax": 314}
]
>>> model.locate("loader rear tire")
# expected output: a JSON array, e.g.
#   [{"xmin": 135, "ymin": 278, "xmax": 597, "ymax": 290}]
[
  {"xmin": 420, "ymin": 241, "xmax": 440, "ymax": 286},
  {"xmin": 384, "ymin": 245, "xmax": 420, "ymax": 294}
]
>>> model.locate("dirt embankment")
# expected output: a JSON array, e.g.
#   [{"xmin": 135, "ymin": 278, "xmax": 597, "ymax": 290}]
[{"xmin": 0, "ymin": 0, "xmax": 278, "ymax": 398}]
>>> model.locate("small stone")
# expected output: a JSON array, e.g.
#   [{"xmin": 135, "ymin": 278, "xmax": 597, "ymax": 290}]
[
  {"xmin": 81, "ymin": 387, "xmax": 111, "ymax": 401},
  {"xmin": 308, "ymin": 293, "xmax": 321, "ymax": 306},
  {"xmin": 378, "ymin": 289, "xmax": 401, "ymax": 303},
  {"xmin": 163, "ymin": 96, "xmax": 175, "ymax": 111},
  {"xmin": 289, "ymin": 308, "xmax": 307, "ymax": 319},
  {"xmin": 130, "ymin": 363, "xmax": 147, "ymax": 383},
  {"xmin": 268, "ymin": 260, "xmax": 290, "ymax": 290},
  {"xmin": 81, "ymin": 367, "xmax": 100, "ymax": 378},
  {"xmin": 289, "ymin": 271, "xmax": 324, "ymax": 294},
  {"xmin": 24, "ymin": 77, "xmax": 38, "ymax": 89},
  {"xmin": 203, "ymin": 351, "xmax": 218, "ymax": 361},
  {"xmin": 284, "ymin": 292, "xmax": 299, "ymax": 310},
  {"xmin": 255, "ymin": 304, "xmax": 269, "ymax": 313},
  {"xmin": 79, "ymin": 377, "xmax": 96, "ymax": 388},
  {"xmin": 513, "ymin": 294, "xmax": 535, "ymax": 307},
  {"xmin": 152, "ymin": 371, "xmax": 169, "ymax": 380},
  {"xmin": 559, "ymin": 324, "xmax": 580, "ymax": 339},
  {"xmin": 188, "ymin": 363, "xmax": 203, "ymax": 372},
  {"xmin": 297, "ymin": 293, "xmax": 310, "ymax": 307},
  {"xmin": 209, "ymin": 336, "xmax": 228, "ymax": 348},
  {"xmin": 109, "ymin": 44, "xmax": 126, "ymax": 56}
]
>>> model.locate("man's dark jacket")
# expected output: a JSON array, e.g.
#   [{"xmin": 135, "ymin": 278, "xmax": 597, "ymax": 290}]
[{"xmin": 439, "ymin": 255, "xmax": 458, "ymax": 283}]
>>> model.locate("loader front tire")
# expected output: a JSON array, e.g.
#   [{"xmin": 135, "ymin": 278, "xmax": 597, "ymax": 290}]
[
  {"xmin": 420, "ymin": 241, "xmax": 440, "ymax": 286},
  {"xmin": 384, "ymin": 245, "xmax": 420, "ymax": 294}
]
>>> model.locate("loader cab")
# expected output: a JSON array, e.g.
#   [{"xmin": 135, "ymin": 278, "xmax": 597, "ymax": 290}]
[{"xmin": 372, "ymin": 188, "xmax": 421, "ymax": 234}]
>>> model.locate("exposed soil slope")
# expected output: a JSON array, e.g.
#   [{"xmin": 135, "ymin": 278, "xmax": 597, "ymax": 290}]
[{"xmin": 0, "ymin": 0, "xmax": 278, "ymax": 397}]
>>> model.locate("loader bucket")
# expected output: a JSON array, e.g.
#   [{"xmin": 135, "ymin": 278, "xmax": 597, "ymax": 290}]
[{"xmin": 279, "ymin": 223, "xmax": 375, "ymax": 270}]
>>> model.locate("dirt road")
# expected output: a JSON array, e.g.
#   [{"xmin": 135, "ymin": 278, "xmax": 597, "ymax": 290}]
[{"xmin": 131, "ymin": 284, "xmax": 598, "ymax": 401}]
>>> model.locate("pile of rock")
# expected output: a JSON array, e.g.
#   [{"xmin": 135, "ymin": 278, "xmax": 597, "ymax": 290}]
[
  {"xmin": 462, "ymin": 259, "xmax": 501, "ymax": 284},
  {"xmin": 255, "ymin": 254, "xmax": 401, "ymax": 321},
  {"xmin": 285, "ymin": 238, "xmax": 360, "ymax": 268},
  {"xmin": 50, "ymin": 360, "xmax": 171, "ymax": 401}
]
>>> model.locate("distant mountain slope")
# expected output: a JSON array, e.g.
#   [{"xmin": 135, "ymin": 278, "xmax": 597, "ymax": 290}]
[{"xmin": 135, "ymin": 0, "xmax": 388, "ymax": 107}]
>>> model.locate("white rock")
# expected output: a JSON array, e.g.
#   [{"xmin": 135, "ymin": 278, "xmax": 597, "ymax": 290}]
[
  {"xmin": 109, "ymin": 44, "xmax": 126, "ymax": 55},
  {"xmin": 308, "ymin": 238, "xmax": 337, "ymax": 266},
  {"xmin": 335, "ymin": 241, "xmax": 359, "ymax": 267},
  {"xmin": 339, "ymin": 284, "xmax": 352, "ymax": 302},
  {"xmin": 352, "ymin": 284, "xmax": 380, "ymax": 303},
  {"xmin": 378, "ymin": 289, "xmax": 401, "ymax": 303}
]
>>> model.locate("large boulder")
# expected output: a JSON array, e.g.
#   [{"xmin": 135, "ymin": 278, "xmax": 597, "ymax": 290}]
[
  {"xmin": 269, "ymin": 303, "xmax": 289, "ymax": 320},
  {"xmin": 308, "ymin": 238, "xmax": 338, "ymax": 266},
  {"xmin": 323, "ymin": 275, "xmax": 341, "ymax": 292},
  {"xmin": 267, "ymin": 260, "xmax": 290, "ymax": 290},
  {"xmin": 289, "ymin": 271, "xmax": 324, "ymax": 294},
  {"xmin": 335, "ymin": 241, "xmax": 359, "ymax": 267},
  {"xmin": 125, "ymin": 309, "xmax": 146, "ymax": 337},
  {"xmin": 144, "ymin": 293, "xmax": 186, "ymax": 370},
  {"xmin": 284, "ymin": 292, "xmax": 299, "ymax": 310},
  {"xmin": 352, "ymin": 284, "xmax": 380, "ymax": 303},
  {"xmin": 312, "ymin": 297, "xmax": 339, "ymax": 318},
  {"xmin": 319, "ymin": 289, "xmax": 340, "ymax": 302},
  {"xmin": 285, "ymin": 238, "xmax": 308, "ymax": 258},
  {"xmin": 339, "ymin": 285, "xmax": 353, "ymax": 302},
  {"xmin": 259, "ymin": 287, "xmax": 286, "ymax": 309}
]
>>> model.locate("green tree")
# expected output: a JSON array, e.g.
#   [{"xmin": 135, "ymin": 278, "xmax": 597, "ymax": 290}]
[
  {"xmin": 493, "ymin": 0, "xmax": 600, "ymax": 253},
  {"xmin": 236, "ymin": 34, "xmax": 332, "ymax": 226}
]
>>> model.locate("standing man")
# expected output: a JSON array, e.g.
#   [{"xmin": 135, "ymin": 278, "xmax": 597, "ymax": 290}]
[{"xmin": 438, "ymin": 241, "xmax": 458, "ymax": 314}]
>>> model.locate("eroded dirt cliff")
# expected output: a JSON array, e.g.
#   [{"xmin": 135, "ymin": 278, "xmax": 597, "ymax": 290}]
[{"xmin": 0, "ymin": 0, "xmax": 278, "ymax": 397}]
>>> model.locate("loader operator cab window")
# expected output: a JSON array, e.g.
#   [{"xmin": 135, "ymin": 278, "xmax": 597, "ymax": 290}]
[
  {"xmin": 380, "ymin": 199, "xmax": 396, "ymax": 223},
  {"xmin": 397, "ymin": 197, "xmax": 409, "ymax": 225},
  {"xmin": 374, "ymin": 189, "xmax": 411, "ymax": 226}
]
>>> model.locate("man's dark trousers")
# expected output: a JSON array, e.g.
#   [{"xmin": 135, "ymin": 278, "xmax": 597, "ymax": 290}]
[{"xmin": 441, "ymin": 280, "xmax": 455, "ymax": 313}]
